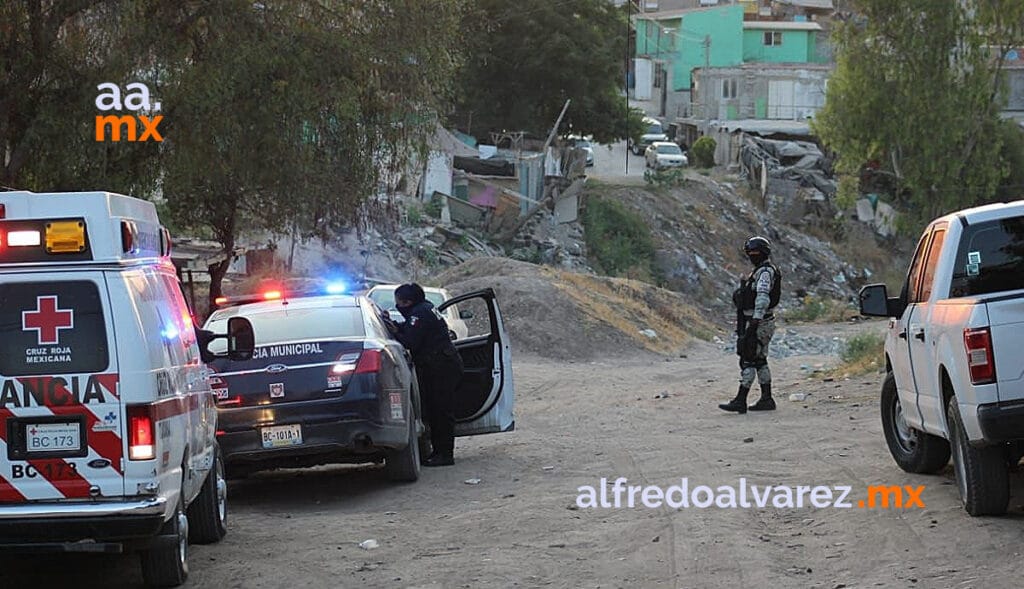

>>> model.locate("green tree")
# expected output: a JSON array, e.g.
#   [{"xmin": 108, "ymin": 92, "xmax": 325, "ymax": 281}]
[
  {"xmin": 455, "ymin": 0, "xmax": 640, "ymax": 144},
  {"xmin": 0, "ymin": 1, "xmax": 161, "ymax": 193},
  {"xmin": 814, "ymin": 0, "xmax": 1023, "ymax": 224}
]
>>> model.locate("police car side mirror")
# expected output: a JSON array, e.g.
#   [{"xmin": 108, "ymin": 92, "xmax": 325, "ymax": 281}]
[
  {"xmin": 226, "ymin": 317, "xmax": 255, "ymax": 361},
  {"xmin": 459, "ymin": 309, "xmax": 474, "ymax": 320}
]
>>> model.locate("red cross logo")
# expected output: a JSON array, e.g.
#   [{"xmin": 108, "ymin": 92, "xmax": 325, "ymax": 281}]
[{"xmin": 22, "ymin": 295, "xmax": 75, "ymax": 345}]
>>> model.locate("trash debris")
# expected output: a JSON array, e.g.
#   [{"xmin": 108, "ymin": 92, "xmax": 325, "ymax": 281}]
[
  {"xmin": 359, "ymin": 539, "xmax": 379, "ymax": 550},
  {"xmin": 541, "ymin": 466, "xmax": 555, "ymax": 471},
  {"xmin": 639, "ymin": 329, "xmax": 658, "ymax": 339},
  {"xmin": 463, "ymin": 478, "xmax": 482, "ymax": 485},
  {"xmin": 789, "ymin": 393, "xmax": 807, "ymax": 402},
  {"xmin": 743, "ymin": 437, "xmax": 754, "ymax": 443}
]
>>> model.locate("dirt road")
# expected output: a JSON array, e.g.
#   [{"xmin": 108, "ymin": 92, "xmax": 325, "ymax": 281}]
[{"xmin": 6, "ymin": 321, "xmax": 1023, "ymax": 588}]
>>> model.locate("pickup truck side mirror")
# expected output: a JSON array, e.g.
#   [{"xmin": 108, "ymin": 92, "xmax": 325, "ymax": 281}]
[{"xmin": 859, "ymin": 284, "xmax": 905, "ymax": 318}]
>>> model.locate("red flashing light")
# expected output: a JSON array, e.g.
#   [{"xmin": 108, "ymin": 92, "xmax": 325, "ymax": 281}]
[
  {"xmin": 263, "ymin": 290, "xmax": 282, "ymax": 300},
  {"xmin": 354, "ymin": 349, "xmax": 382, "ymax": 374}
]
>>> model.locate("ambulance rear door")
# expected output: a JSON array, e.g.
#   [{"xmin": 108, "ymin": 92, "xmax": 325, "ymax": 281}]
[{"xmin": 0, "ymin": 272, "xmax": 124, "ymax": 502}]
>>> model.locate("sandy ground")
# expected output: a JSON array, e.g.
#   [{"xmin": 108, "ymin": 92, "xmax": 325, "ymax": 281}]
[{"xmin": 6, "ymin": 321, "xmax": 1024, "ymax": 588}]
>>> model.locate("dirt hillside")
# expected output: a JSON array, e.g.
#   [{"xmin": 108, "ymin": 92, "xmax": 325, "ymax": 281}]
[{"xmin": 435, "ymin": 257, "xmax": 716, "ymax": 360}]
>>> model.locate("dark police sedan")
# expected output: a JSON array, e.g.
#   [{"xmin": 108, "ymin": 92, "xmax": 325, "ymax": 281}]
[{"xmin": 203, "ymin": 288, "xmax": 515, "ymax": 482}]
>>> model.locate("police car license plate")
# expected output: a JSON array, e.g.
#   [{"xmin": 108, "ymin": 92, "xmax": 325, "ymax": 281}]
[
  {"xmin": 25, "ymin": 422, "xmax": 81, "ymax": 453},
  {"xmin": 261, "ymin": 424, "xmax": 302, "ymax": 448}
]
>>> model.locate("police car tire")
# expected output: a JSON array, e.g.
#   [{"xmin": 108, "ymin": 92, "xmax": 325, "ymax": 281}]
[
  {"xmin": 385, "ymin": 414, "xmax": 421, "ymax": 482},
  {"xmin": 187, "ymin": 446, "xmax": 228, "ymax": 544},
  {"xmin": 880, "ymin": 372, "xmax": 949, "ymax": 474},
  {"xmin": 947, "ymin": 396, "xmax": 1009, "ymax": 516},
  {"xmin": 140, "ymin": 501, "xmax": 189, "ymax": 587}
]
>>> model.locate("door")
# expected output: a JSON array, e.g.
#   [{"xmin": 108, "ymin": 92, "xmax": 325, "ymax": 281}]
[
  {"xmin": 0, "ymin": 273, "xmax": 124, "ymax": 502},
  {"xmin": 889, "ymin": 230, "xmax": 931, "ymax": 431},
  {"xmin": 907, "ymin": 225, "xmax": 948, "ymax": 434},
  {"xmin": 438, "ymin": 289, "xmax": 515, "ymax": 436},
  {"xmin": 768, "ymin": 80, "xmax": 795, "ymax": 120}
]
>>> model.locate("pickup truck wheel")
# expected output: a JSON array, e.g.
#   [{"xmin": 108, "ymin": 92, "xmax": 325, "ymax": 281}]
[
  {"xmin": 140, "ymin": 502, "xmax": 189, "ymax": 587},
  {"xmin": 187, "ymin": 446, "xmax": 228, "ymax": 544},
  {"xmin": 947, "ymin": 396, "xmax": 1009, "ymax": 516},
  {"xmin": 385, "ymin": 414, "xmax": 421, "ymax": 483},
  {"xmin": 880, "ymin": 372, "xmax": 949, "ymax": 473}
]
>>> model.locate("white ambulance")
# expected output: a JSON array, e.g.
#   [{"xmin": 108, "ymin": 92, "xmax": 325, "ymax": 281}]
[{"xmin": 0, "ymin": 191, "xmax": 254, "ymax": 586}]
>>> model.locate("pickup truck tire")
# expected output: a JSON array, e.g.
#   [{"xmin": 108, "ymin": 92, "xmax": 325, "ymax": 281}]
[
  {"xmin": 947, "ymin": 396, "xmax": 1009, "ymax": 516},
  {"xmin": 187, "ymin": 446, "xmax": 228, "ymax": 544},
  {"xmin": 140, "ymin": 502, "xmax": 189, "ymax": 587},
  {"xmin": 880, "ymin": 372, "xmax": 950, "ymax": 473},
  {"xmin": 385, "ymin": 413, "xmax": 421, "ymax": 482}
]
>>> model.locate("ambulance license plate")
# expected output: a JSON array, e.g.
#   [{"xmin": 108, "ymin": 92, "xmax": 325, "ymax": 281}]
[
  {"xmin": 25, "ymin": 422, "xmax": 82, "ymax": 453},
  {"xmin": 261, "ymin": 424, "xmax": 302, "ymax": 448}
]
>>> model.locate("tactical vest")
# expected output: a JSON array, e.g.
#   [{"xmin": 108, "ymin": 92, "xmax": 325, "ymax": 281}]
[{"xmin": 735, "ymin": 263, "xmax": 782, "ymax": 311}]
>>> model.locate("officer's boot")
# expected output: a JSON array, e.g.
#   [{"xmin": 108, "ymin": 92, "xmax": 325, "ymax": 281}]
[
  {"xmin": 749, "ymin": 382, "xmax": 776, "ymax": 411},
  {"xmin": 718, "ymin": 385, "xmax": 750, "ymax": 414}
]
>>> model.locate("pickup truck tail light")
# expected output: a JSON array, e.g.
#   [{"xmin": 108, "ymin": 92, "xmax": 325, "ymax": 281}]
[
  {"xmin": 964, "ymin": 327, "xmax": 996, "ymax": 385},
  {"xmin": 127, "ymin": 405, "xmax": 156, "ymax": 460}
]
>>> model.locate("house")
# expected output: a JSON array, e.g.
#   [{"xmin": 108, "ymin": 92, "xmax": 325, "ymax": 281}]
[{"xmin": 633, "ymin": 0, "xmax": 832, "ymax": 136}]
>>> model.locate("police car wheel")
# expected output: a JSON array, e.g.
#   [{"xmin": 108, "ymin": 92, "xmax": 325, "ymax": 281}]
[
  {"xmin": 187, "ymin": 446, "xmax": 228, "ymax": 544},
  {"xmin": 385, "ymin": 412, "xmax": 421, "ymax": 483},
  {"xmin": 140, "ymin": 501, "xmax": 189, "ymax": 587}
]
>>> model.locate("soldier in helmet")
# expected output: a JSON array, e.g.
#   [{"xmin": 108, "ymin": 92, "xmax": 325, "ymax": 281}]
[{"xmin": 720, "ymin": 236, "xmax": 782, "ymax": 414}]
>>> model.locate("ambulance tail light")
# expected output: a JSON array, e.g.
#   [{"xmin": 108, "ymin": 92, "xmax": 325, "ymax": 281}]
[
  {"xmin": 121, "ymin": 221, "xmax": 136, "ymax": 253},
  {"xmin": 7, "ymin": 230, "xmax": 41, "ymax": 247},
  {"xmin": 354, "ymin": 349, "xmax": 383, "ymax": 375},
  {"xmin": 45, "ymin": 220, "xmax": 87, "ymax": 253},
  {"xmin": 127, "ymin": 405, "xmax": 156, "ymax": 460}
]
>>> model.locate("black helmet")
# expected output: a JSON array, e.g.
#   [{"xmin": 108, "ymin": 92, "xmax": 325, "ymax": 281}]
[{"xmin": 743, "ymin": 236, "xmax": 771, "ymax": 258}]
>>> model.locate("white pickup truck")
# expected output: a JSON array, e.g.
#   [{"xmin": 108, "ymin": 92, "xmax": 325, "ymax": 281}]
[{"xmin": 859, "ymin": 200, "xmax": 1024, "ymax": 516}]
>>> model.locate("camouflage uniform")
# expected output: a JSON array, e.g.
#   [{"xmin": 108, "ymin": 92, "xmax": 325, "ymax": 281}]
[
  {"xmin": 739, "ymin": 263, "xmax": 778, "ymax": 390},
  {"xmin": 720, "ymin": 236, "xmax": 780, "ymax": 414}
]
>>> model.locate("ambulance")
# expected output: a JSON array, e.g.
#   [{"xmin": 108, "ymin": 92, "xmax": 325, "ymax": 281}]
[{"xmin": 0, "ymin": 191, "xmax": 254, "ymax": 587}]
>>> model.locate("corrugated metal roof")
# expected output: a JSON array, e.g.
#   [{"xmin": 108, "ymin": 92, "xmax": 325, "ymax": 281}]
[
  {"xmin": 743, "ymin": 20, "xmax": 823, "ymax": 31},
  {"xmin": 776, "ymin": 0, "xmax": 834, "ymax": 9}
]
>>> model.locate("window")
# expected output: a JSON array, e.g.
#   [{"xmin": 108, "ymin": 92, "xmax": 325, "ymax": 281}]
[
  {"xmin": 918, "ymin": 229, "xmax": 947, "ymax": 302},
  {"xmin": 949, "ymin": 215, "xmax": 1024, "ymax": 297},
  {"xmin": 0, "ymin": 281, "xmax": 110, "ymax": 376},
  {"xmin": 721, "ymin": 78, "xmax": 737, "ymax": 99},
  {"xmin": 764, "ymin": 31, "xmax": 783, "ymax": 46},
  {"xmin": 903, "ymin": 231, "xmax": 930, "ymax": 305},
  {"xmin": 206, "ymin": 306, "xmax": 365, "ymax": 352}
]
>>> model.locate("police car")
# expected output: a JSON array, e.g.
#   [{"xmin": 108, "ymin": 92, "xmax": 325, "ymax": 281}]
[
  {"xmin": 204, "ymin": 287, "xmax": 515, "ymax": 481},
  {"xmin": 0, "ymin": 192, "xmax": 253, "ymax": 587}
]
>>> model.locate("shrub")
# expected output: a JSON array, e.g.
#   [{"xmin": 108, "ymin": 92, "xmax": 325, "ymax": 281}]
[
  {"xmin": 691, "ymin": 136, "xmax": 716, "ymax": 168},
  {"xmin": 834, "ymin": 331, "xmax": 886, "ymax": 376},
  {"xmin": 582, "ymin": 196, "xmax": 657, "ymax": 280},
  {"xmin": 784, "ymin": 295, "xmax": 855, "ymax": 323}
]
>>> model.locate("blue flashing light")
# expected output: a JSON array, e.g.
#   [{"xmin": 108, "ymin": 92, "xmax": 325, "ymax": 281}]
[
  {"xmin": 161, "ymin": 325, "xmax": 180, "ymax": 340},
  {"xmin": 326, "ymin": 281, "xmax": 347, "ymax": 295}
]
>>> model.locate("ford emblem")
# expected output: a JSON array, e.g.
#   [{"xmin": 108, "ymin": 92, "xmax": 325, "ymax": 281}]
[
  {"xmin": 266, "ymin": 364, "xmax": 288, "ymax": 374},
  {"xmin": 88, "ymin": 458, "xmax": 111, "ymax": 469}
]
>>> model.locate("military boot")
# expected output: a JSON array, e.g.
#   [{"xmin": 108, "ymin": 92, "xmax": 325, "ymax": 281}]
[
  {"xmin": 749, "ymin": 382, "xmax": 776, "ymax": 411},
  {"xmin": 718, "ymin": 385, "xmax": 750, "ymax": 414}
]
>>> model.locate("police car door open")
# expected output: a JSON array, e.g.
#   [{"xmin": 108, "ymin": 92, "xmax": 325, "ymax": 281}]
[
  {"xmin": 438, "ymin": 288, "xmax": 515, "ymax": 436},
  {"xmin": 0, "ymin": 275, "xmax": 124, "ymax": 502}
]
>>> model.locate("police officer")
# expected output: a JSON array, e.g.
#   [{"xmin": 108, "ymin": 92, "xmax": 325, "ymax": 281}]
[
  {"xmin": 389, "ymin": 283, "xmax": 464, "ymax": 466},
  {"xmin": 720, "ymin": 236, "xmax": 781, "ymax": 414}
]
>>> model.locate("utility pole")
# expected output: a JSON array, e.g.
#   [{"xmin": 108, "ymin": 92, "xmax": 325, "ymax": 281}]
[
  {"xmin": 624, "ymin": 0, "xmax": 632, "ymax": 175},
  {"xmin": 703, "ymin": 34, "xmax": 711, "ymax": 136}
]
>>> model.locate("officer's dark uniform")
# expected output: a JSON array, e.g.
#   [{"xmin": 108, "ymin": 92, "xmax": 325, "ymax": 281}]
[
  {"xmin": 394, "ymin": 292, "xmax": 464, "ymax": 466},
  {"xmin": 720, "ymin": 236, "xmax": 781, "ymax": 414}
]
